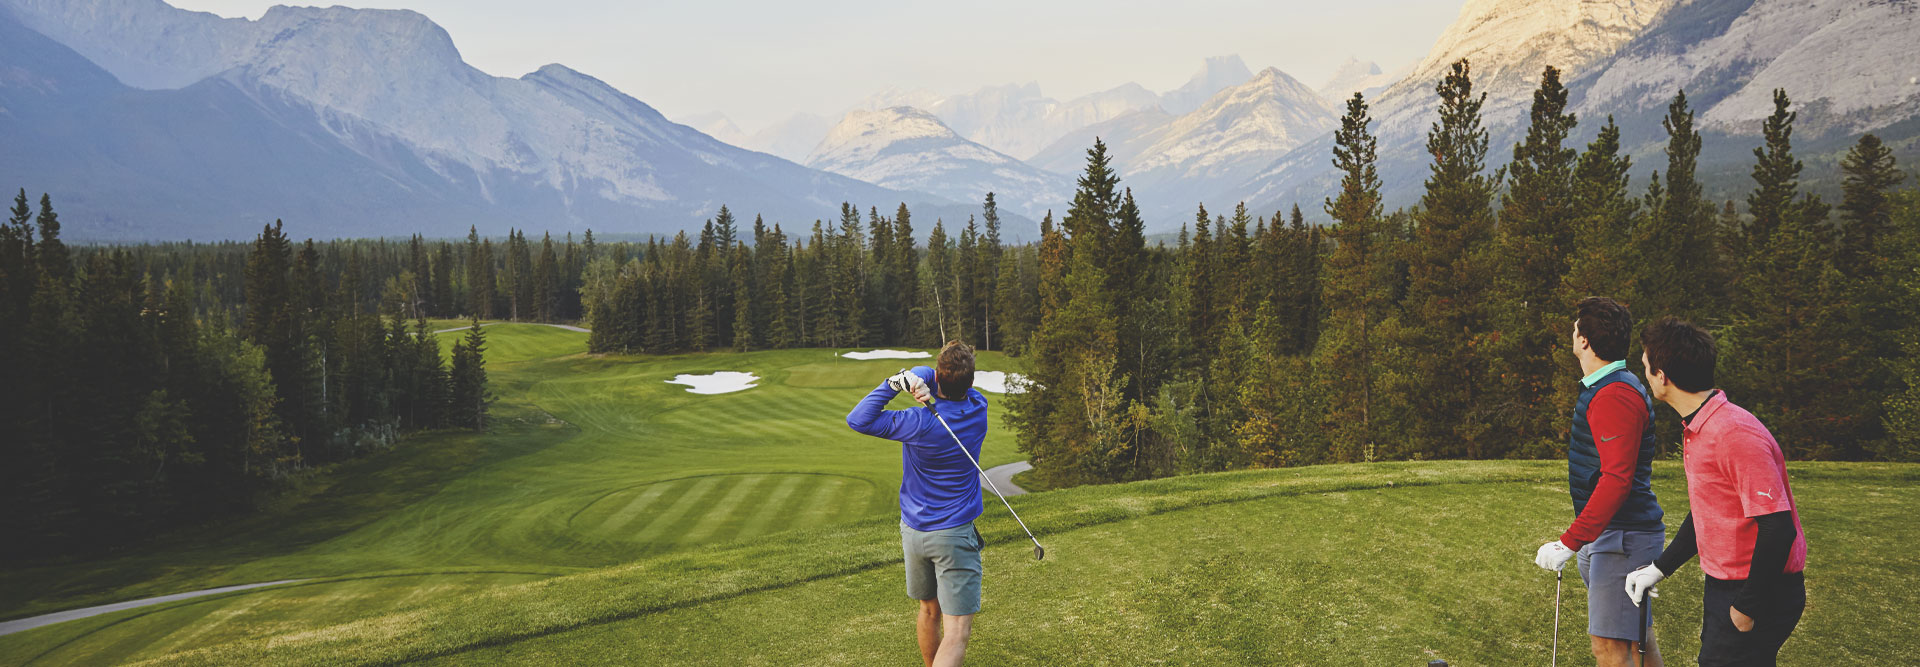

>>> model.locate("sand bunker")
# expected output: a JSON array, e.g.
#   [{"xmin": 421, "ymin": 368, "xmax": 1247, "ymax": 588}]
[
  {"xmin": 665, "ymin": 371, "xmax": 760, "ymax": 394},
  {"xmin": 973, "ymin": 371, "xmax": 1028, "ymax": 394},
  {"xmin": 841, "ymin": 349, "xmax": 931, "ymax": 360}
]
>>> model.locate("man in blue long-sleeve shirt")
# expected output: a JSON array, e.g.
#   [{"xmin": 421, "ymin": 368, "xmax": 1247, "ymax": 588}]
[{"xmin": 847, "ymin": 340, "xmax": 987, "ymax": 667}]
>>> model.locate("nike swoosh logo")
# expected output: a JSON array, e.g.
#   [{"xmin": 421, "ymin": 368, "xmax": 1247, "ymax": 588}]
[{"xmin": 1601, "ymin": 435, "xmax": 1620, "ymax": 442}]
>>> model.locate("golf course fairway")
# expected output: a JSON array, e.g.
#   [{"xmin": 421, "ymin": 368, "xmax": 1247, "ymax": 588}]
[{"xmin": 0, "ymin": 324, "xmax": 1913, "ymax": 665}]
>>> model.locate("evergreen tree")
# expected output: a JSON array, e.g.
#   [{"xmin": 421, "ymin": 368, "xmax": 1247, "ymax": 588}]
[
  {"xmin": 1398, "ymin": 59, "xmax": 1501, "ymax": 458},
  {"xmin": 449, "ymin": 319, "xmax": 491, "ymax": 430},
  {"xmin": 1561, "ymin": 118, "xmax": 1638, "ymax": 302},
  {"xmin": 1838, "ymin": 134, "xmax": 1905, "ymax": 271},
  {"xmin": 1633, "ymin": 90, "xmax": 1723, "ymax": 324},
  {"xmin": 467, "ymin": 230, "xmax": 496, "ymax": 319},
  {"xmin": 1726, "ymin": 89, "xmax": 1857, "ymax": 459},
  {"xmin": 533, "ymin": 233, "xmax": 558, "ymax": 322},
  {"xmin": 1317, "ymin": 92, "xmax": 1397, "ymax": 462},
  {"xmin": 1879, "ymin": 191, "xmax": 1920, "ymax": 462},
  {"xmin": 1491, "ymin": 65, "xmax": 1580, "ymax": 454},
  {"xmin": 730, "ymin": 242, "xmax": 754, "ymax": 351},
  {"xmin": 430, "ymin": 242, "xmax": 454, "ymax": 318}
]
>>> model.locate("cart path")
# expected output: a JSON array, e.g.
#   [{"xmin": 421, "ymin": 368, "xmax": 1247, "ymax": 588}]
[
  {"xmin": 982, "ymin": 461, "xmax": 1032, "ymax": 496},
  {"xmin": 0, "ymin": 580, "xmax": 309, "ymax": 637},
  {"xmin": 430, "ymin": 322, "xmax": 590, "ymax": 334}
]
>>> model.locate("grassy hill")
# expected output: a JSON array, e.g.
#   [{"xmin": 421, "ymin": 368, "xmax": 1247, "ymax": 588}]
[
  {"xmin": 1, "ymin": 323, "xmax": 1914, "ymax": 665},
  {"xmin": 0, "ymin": 323, "xmax": 1024, "ymax": 664}
]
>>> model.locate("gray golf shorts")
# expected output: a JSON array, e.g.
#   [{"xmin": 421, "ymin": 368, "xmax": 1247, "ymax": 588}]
[
  {"xmin": 1575, "ymin": 528, "xmax": 1662, "ymax": 641},
  {"xmin": 901, "ymin": 520, "xmax": 982, "ymax": 616}
]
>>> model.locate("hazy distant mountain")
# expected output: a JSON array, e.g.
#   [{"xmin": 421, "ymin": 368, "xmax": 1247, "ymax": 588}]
[
  {"xmin": 681, "ymin": 112, "xmax": 751, "ymax": 147},
  {"xmin": 1121, "ymin": 68, "xmax": 1338, "ymax": 220},
  {"xmin": 1028, "ymin": 108, "xmax": 1177, "ymax": 176},
  {"xmin": 1315, "ymin": 57, "xmax": 1409, "ymax": 104},
  {"xmin": 745, "ymin": 112, "xmax": 835, "ymax": 163},
  {"xmin": 805, "ymin": 107, "xmax": 1073, "ymax": 220},
  {"xmin": 1237, "ymin": 0, "xmax": 1920, "ymax": 220},
  {"xmin": 0, "ymin": 0, "xmax": 935, "ymax": 240},
  {"xmin": 1158, "ymin": 55, "xmax": 1256, "ymax": 116},
  {"xmin": 850, "ymin": 81, "xmax": 1163, "ymax": 161}
]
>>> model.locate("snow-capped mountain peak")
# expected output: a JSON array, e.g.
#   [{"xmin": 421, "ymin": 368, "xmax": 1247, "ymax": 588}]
[{"xmin": 806, "ymin": 106, "xmax": 1071, "ymax": 219}]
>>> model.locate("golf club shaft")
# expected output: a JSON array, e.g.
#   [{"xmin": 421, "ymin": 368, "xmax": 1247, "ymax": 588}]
[
  {"xmin": 929, "ymin": 409, "xmax": 1042, "ymax": 548},
  {"xmin": 1552, "ymin": 569, "xmax": 1562, "ymax": 667},
  {"xmin": 911, "ymin": 392, "xmax": 1042, "ymax": 550}
]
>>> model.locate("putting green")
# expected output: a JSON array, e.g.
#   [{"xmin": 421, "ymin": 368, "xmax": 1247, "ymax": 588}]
[{"xmin": 0, "ymin": 324, "xmax": 1025, "ymax": 664}]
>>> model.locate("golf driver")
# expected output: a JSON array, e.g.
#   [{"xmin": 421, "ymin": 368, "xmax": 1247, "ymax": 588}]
[{"xmin": 905, "ymin": 380, "xmax": 1044, "ymax": 561}]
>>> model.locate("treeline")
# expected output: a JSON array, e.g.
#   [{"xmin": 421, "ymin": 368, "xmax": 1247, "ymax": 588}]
[
  {"xmin": 582, "ymin": 198, "xmax": 1030, "ymax": 354},
  {"xmin": 0, "ymin": 214, "xmax": 495, "ymax": 557},
  {"xmin": 1011, "ymin": 60, "xmax": 1920, "ymax": 487}
]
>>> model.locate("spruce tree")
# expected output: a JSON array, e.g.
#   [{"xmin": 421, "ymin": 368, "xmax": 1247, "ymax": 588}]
[
  {"xmin": 1491, "ymin": 65, "xmax": 1580, "ymax": 454},
  {"xmin": 1317, "ymin": 92, "xmax": 1395, "ymax": 462},
  {"xmin": 448, "ymin": 319, "xmax": 491, "ymax": 430},
  {"xmin": 534, "ymin": 233, "xmax": 558, "ymax": 322},
  {"xmin": 1400, "ymin": 59, "xmax": 1500, "ymax": 458},
  {"xmin": 730, "ymin": 242, "xmax": 754, "ymax": 351},
  {"xmin": 1727, "ymin": 89, "xmax": 1859, "ymax": 459},
  {"xmin": 1633, "ymin": 90, "xmax": 1723, "ymax": 324}
]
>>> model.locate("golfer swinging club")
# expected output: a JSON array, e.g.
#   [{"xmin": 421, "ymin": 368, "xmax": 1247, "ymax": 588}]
[
  {"xmin": 1533, "ymin": 297, "xmax": 1665, "ymax": 666},
  {"xmin": 847, "ymin": 341, "xmax": 987, "ymax": 667},
  {"xmin": 1625, "ymin": 317, "xmax": 1808, "ymax": 666}
]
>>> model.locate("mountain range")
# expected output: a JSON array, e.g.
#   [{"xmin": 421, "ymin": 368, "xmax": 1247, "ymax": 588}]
[{"xmin": 4, "ymin": 0, "xmax": 1916, "ymax": 240}]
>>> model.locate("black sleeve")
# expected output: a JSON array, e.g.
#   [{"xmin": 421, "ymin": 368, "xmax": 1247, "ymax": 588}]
[
  {"xmin": 1655, "ymin": 512, "xmax": 1699, "ymax": 576},
  {"xmin": 1733, "ymin": 511, "xmax": 1797, "ymax": 616}
]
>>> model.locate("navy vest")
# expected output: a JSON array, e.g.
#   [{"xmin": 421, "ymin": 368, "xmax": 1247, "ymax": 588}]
[{"xmin": 1568, "ymin": 368, "xmax": 1664, "ymax": 532}]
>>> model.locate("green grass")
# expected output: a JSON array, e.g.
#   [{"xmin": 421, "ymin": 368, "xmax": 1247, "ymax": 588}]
[
  {"xmin": 0, "ymin": 325, "xmax": 1025, "ymax": 664},
  {"xmin": 1, "ymin": 323, "xmax": 1911, "ymax": 664},
  {"xmin": 16, "ymin": 460, "xmax": 1911, "ymax": 666}
]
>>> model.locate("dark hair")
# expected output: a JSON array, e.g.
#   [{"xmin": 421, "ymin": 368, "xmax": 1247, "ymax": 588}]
[
  {"xmin": 935, "ymin": 340, "xmax": 975, "ymax": 399},
  {"xmin": 1640, "ymin": 316, "xmax": 1716, "ymax": 392},
  {"xmin": 1574, "ymin": 296, "xmax": 1632, "ymax": 362}
]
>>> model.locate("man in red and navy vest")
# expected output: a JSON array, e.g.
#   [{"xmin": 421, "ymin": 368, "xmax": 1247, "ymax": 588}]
[
  {"xmin": 1533, "ymin": 297, "xmax": 1666, "ymax": 666},
  {"xmin": 1625, "ymin": 317, "xmax": 1807, "ymax": 666}
]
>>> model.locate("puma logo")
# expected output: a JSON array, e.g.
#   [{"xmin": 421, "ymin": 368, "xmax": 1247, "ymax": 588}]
[
  {"xmin": 1601, "ymin": 435, "xmax": 1620, "ymax": 442},
  {"xmin": 1757, "ymin": 490, "xmax": 1774, "ymax": 499}
]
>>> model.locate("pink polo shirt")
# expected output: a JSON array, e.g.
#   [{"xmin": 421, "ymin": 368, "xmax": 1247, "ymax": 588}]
[{"xmin": 1681, "ymin": 391, "xmax": 1808, "ymax": 580}]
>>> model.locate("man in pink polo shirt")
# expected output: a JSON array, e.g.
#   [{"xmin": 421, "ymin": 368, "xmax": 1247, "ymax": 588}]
[{"xmin": 1623, "ymin": 317, "xmax": 1807, "ymax": 666}]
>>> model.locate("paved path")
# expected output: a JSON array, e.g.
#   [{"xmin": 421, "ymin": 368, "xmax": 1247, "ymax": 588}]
[
  {"xmin": 0, "ymin": 580, "xmax": 308, "ymax": 637},
  {"xmin": 982, "ymin": 461, "xmax": 1032, "ymax": 496},
  {"xmin": 430, "ymin": 322, "xmax": 590, "ymax": 334}
]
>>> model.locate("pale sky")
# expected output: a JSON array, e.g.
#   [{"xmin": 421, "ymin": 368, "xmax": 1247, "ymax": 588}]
[{"xmin": 166, "ymin": 0, "xmax": 1461, "ymax": 130}]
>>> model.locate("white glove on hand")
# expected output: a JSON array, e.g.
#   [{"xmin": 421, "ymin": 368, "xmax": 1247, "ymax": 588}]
[
  {"xmin": 1535, "ymin": 540, "xmax": 1577, "ymax": 572},
  {"xmin": 1624, "ymin": 563, "xmax": 1665, "ymax": 606},
  {"xmin": 886, "ymin": 369, "xmax": 931, "ymax": 403}
]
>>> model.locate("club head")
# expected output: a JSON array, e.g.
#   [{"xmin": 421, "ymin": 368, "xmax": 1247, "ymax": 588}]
[{"xmin": 1033, "ymin": 544, "xmax": 1045, "ymax": 561}]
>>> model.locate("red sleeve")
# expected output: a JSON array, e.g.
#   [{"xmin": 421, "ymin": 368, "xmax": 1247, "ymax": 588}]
[
  {"xmin": 1724, "ymin": 425, "xmax": 1794, "ymax": 518},
  {"xmin": 1561, "ymin": 384, "xmax": 1649, "ymax": 549}
]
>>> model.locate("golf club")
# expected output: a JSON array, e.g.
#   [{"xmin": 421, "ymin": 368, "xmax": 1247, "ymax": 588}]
[
  {"xmin": 905, "ymin": 379, "xmax": 1045, "ymax": 561},
  {"xmin": 1637, "ymin": 586, "xmax": 1659, "ymax": 667},
  {"xmin": 1551, "ymin": 568, "xmax": 1562, "ymax": 667}
]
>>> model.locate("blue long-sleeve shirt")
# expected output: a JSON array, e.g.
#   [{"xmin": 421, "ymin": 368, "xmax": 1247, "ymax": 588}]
[{"xmin": 846, "ymin": 366, "xmax": 986, "ymax": 531}]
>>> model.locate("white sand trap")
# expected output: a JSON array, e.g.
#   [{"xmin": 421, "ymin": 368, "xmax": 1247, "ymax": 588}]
[
  {"xmin": 973, "ymin": 371, "xmax": 1028, "ymax": 394},
  {"xmin": 665, "ymin": 371, "xmax": 760, "ymax": 394},
  {"xmin": 841, "ymin": 349, "xmax": 931, "ymax": 360}
]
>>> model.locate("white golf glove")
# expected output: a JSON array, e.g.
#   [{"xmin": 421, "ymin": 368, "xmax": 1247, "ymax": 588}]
[
  {"xmin": 1535, "ymin": 540, "xmax": 1577, "ymax": 572},
  {"xmin": 1624, "ymin": 563, "xmax": 1665, "ymax": 606},
  {"xmin": 886, "ymin": 369, "xmax": 931, "ymax": 402}
]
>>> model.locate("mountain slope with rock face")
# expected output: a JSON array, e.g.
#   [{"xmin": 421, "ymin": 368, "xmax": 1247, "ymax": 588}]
[
  {"xmin": 805, "ymin": 107, "xmax": 1073, "ymax": 220},
  {"xmin": 1236, "ymin": 0, "xmax": 1920, "ymax": 221},
  {"xmin": 0, "ymin": 0, "xmax": 932, "ymax": 240}
]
